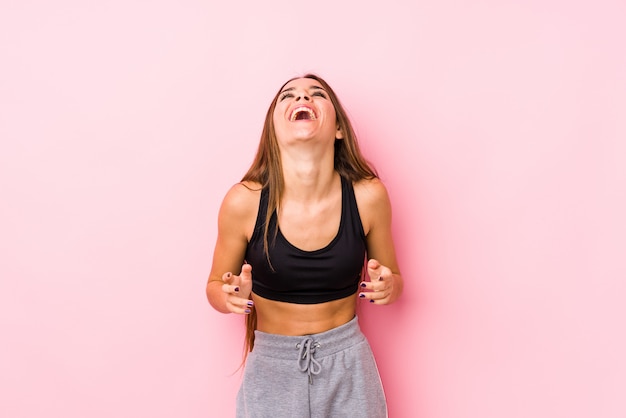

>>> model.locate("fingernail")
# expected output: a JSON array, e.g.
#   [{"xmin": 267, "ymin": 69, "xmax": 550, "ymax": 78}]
[
  {"xmin": 244, "ymin": 308, "xmax": 251, "ymax": 314},
  {"xmin": 359, "ymin": 293, "xmax": 366, "ymax": 298},
  {"xmin": 378, "ymin": 276, "xmax": 384, "ymax": 281},
  {"xmin": 370, "ymin": 299, "xmax": 375, "ymax": 303},
  {"xmin": 247, "ymin": 301, "xmax": 254, "ymax": 307},
  {"xmin": 234, "ymin": 286, "xmax": 240, "ymax": 292},
  {"xmin": 360, "ymin": 282, "xmax": 367, "ymax": 288}
]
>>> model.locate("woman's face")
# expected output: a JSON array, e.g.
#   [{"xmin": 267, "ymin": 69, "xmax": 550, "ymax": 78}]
[{"xmin": 272, "ymin": 77, "xmax": 343, "ymax": 146}]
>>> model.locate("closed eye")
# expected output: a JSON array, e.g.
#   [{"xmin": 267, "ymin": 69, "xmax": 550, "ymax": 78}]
[
  {"xmin": 312, "ymin": 91, "xmax": 327, "ymax": 98},
  {"xmin": 280, "ymin": 92, "xmax": 294, "ymax": 101}
]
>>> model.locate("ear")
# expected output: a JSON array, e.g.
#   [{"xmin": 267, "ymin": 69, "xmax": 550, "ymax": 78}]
[{"xmin": 335, "ymin": 124, "xmax": 344, "ymax": 140}]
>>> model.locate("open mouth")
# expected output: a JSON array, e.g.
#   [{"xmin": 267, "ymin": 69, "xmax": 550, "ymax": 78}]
[{"xmin": 290, "ymin": 106, "xmax": 316, "ymax": 121}]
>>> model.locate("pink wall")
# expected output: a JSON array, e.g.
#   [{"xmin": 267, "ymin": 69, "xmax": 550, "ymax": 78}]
[{"xmin": 1, "ymin": 1, "xmax": 625, "ymax": 417}]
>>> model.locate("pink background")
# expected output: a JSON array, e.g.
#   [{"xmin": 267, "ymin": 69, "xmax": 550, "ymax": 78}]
[{"xmin": 1, "ymin": 1, "xmax": 625, "ymax": 417}]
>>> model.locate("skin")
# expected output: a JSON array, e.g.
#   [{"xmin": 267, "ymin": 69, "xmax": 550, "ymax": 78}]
[{"xmin": 206, "ymin": 77, "xmax": 403, "ymax": 336}]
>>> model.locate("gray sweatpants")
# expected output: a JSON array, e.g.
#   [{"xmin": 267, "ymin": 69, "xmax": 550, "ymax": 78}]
[{"xmin": 236, "ymin": 316, "xmax": 387, "ymax": 418}]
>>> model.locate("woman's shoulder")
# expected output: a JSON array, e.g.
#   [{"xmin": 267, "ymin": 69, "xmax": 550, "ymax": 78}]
[
  {"xmin": 352, "ymin": 177, "xmax": 390, "ymax": 206},
  {"xmin": 220, "ymin": 181, "xmax": 263, "ymax": 218},
  {"xmin": 352, "ymin": 177, "xmax": 392, "ymax": 235}
]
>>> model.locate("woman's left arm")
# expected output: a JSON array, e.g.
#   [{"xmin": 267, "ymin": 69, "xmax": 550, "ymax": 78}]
[{"xmin": 356, "ymin": 178, "xmax": 404, "ymax": 305}]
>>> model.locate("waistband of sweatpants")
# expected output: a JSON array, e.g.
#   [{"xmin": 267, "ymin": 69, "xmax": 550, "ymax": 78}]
[{"xmin": 252, "ymin": 316, "xmax": 365, "ymax": 360}]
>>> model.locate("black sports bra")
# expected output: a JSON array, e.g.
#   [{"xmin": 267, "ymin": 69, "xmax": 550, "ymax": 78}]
[{"xmin": 245, "ymin": 176, "xmax": 367, "ymax": 304}]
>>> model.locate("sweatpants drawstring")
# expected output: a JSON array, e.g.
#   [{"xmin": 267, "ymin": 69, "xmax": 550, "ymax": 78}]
[{"xmin": 296, "ymin": 337, "xmax": 321, "ymax": 384}]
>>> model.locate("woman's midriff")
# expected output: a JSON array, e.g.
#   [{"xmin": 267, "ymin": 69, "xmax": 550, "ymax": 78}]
[{"xmin": 252, "ymin": 292, "xmax": 357, "ymax": 336}]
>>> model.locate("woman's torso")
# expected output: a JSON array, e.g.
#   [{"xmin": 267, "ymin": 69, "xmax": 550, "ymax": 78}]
[{"xmin": 243, "ymin": 174, "xmax": 367, "ymax": 336}]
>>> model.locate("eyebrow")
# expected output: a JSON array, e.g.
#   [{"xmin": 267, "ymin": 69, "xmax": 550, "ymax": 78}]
[{"xmin": 280, "ymin": 85, "xmax": 327, "ymax": 93}]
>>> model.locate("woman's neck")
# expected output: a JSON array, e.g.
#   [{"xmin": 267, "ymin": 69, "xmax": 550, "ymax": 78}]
[{"xmin": 281, "ymin": 159, "xmax": 337, "ymax": 203}]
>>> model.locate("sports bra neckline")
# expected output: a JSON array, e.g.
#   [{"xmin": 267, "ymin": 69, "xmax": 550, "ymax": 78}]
[{"xmin": 274, "ymin": 177, "xmax": 347, "ymax": 254}]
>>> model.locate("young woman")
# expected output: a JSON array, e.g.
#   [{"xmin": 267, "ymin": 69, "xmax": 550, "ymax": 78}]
[{"xmin": 206, "ymin": 74, "xmax": 403, "ymax": 418}]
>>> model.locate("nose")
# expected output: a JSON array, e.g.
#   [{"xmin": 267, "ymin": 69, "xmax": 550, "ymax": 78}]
[{"xmin": 296, "ymin": 93, "xmax": 310, "ymax": 101}]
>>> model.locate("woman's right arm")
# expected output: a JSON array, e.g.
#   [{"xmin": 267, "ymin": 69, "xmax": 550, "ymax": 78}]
[{"xmin": 206, "ymin": 183, "xmax": 259, "ymax": 314}]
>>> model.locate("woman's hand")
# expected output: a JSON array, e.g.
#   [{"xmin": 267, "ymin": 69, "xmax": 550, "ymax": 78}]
[
  {"xmin": 358, "ymin": 259, "xmax": 396, "ymax": 305},
  {"xmin": 221, "ymin": 264, "xmax": 254, "ymax": 314}
]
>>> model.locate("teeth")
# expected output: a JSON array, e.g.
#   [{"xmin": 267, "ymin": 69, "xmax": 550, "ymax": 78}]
[{"xmin": 290, "ymin": 106, "xmax": 316, "ymax": 121}]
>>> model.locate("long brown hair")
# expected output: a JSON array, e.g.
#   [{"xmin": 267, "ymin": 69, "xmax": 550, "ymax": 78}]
[{"xmin": 240, "ymin": 74, "xmax": 377, "ymax": 358}]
